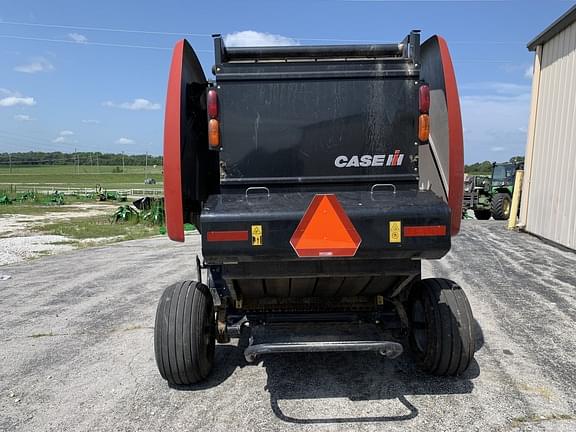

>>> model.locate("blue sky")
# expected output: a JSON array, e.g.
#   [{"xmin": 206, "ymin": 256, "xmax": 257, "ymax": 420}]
[{"xmin": 0, "ymin": 0, "xmax": 573, "ymax": 163}]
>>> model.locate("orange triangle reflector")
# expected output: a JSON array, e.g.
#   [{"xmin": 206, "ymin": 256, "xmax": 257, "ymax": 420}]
[{"xmin": 290, "ymin": 194, "xmax": 361, "ymax": 257}]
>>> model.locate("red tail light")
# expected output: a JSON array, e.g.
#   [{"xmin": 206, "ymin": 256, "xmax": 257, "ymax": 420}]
[
  {"xmin": 419, "ymin": 84, "xmax": 430, "ymax": 113},
  {"xmin": 207, "ymin": 89, "xmax": 218, "ymax": 119}
]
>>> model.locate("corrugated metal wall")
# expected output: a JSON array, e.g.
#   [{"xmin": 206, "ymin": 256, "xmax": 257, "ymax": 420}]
[{"xmin": 523, "ymin": 20, "xmax": 576, "ymax": 250}]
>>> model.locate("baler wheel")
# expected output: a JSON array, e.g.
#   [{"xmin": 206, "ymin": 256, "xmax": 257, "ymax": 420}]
[
  {"xmin": 491, "ymin": 193, "xmax": 511, "ymax": 220},
  {"xmin": 408, "ymin": 278, "xmax": 475, "ymax": 376},
  {"xmin": 154, "ymin": 281, "xmax": 215, "ymax": 385}
]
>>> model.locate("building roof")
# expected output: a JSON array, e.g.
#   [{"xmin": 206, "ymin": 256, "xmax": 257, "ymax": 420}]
[{"xmin": 527, "ymin": 4, "xmax": 576, "ymax": 51}]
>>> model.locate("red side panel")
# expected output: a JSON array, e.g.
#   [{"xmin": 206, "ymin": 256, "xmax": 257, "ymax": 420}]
[
  {"xmin": 163, "ymin": 40, "xmax": 185, "ymax": 242},
  {"xmin": 421, "ymin": 36, "xmax": 464, "ymax": 236},
  {"xmin": 437, "ymin": 36, "xmax": 464, "ymax": 236}
]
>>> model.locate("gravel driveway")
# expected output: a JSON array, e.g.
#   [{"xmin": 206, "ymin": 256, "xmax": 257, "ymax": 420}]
[{"xmin": 1, "ymin": 221, "xmax": 575, "ymax": 431}]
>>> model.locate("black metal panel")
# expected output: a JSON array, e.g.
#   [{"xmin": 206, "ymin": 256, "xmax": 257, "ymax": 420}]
[
  {"xmin": 314, "ymin": 277, "xmax": 343, "ymax": 297},
  {"xmin": 236, "ymin": 279, "xmax": 264, "ymax": 298},
  {"xmin": 201, "ymin": 190, "xmax": 451, "ymax": 263},
  {"xmin": 222, "ymin": 259, "xmax": 420, "ymax": 280},
  {"xmin": 215, "ymin": 61, "xmax": 417, "ymax": 81},
  {"xmin": 290, "ymin": 278, "xmax": 316, "ymax": 297},
  {"xmin": 225, "ymin": 44, "xmax": 404, "ymax": 61},
  {"xmin": 362, "ymin": 275, "xmax": 401, "ymax": 295},
  {"xmin": 217, "ymin": 78, "xmax": 419, "ymax": 181},
  {"xmin": 340, "ymin": 276, "xmax": 373, "ymax": 296},
  {"xmin": 265, "ymin": 278, "xmax": 290, "ymax": 297}
]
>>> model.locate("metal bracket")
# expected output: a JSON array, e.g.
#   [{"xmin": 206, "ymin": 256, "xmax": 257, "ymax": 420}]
[
  {"xmin": 216, "ymin": 309, "xmax": 230, "ymax": 343},
  {"xmin": 195, "ymin": 255, "xmax": 203, "ymax": 284}
]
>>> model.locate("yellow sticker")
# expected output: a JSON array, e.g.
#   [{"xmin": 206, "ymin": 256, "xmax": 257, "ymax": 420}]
[
  {"xmin": 251, "ymin": 225, "xmax": 263, "ymax": 246},
  {"xmin": 389, "ymin": 221, "xmax": 401, "ymax": 243}
]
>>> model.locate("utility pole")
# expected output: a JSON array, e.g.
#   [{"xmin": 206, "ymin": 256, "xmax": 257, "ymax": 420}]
[
  {"xmin": 145, "ymin": 151, "xmax": 148, "ymax": 179},
  {"xmin": 8, "ymin": 153, "xmax": 12, "ymax": 174},
  {"xmin": 96, "ymin": 153, "xmax": 99, "ymax": 173},
  {"xmin": 122, "ymin": 151, "xmax": 125, "ymax": 174}
]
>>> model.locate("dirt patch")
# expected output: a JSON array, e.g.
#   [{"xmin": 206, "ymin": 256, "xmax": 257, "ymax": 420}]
[{"xmin": 0, "ymin": 203, "xmax": 117, "ymax": 265}]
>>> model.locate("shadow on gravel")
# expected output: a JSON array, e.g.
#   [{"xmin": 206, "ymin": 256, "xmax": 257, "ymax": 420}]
[
  {"xmin": 263, "ymin": 353, "xmax": 479, "ymax": 424},
  {"xmin": 263, "ymin": 318, "xmax": 484, "ymax": 425},
  {"xmin": 170, "ymin": 321, "xmax": 484, "ymax": 424}
]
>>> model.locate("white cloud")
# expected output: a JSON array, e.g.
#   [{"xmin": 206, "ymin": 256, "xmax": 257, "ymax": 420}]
[
  {"xmin": 115, "ymin": 137, "xmax": 134, "ymax": 145},
  {"xmin": 524, "ymin": 65, "xmax": 534, "ymax": 79},
  {"xmin": 68, "ymin": 32, "xmax": 88, "ymax": 44},
  {"xmin": 491, "ymin": 146, "xmax": 506, "ymax": 152},
  {"xmin": 51, "ymin": 130, "xmax": 75, "ymax": 143},
  {"xmin": 14, "ymin": 114, "xmax": 32, "ymax": 121},
  {"xmin": 103, "ymin": 98, "xmax": 161, "ymax": 111},
  {"xmin": 0, "ymin": 89, "xmax": 36, "ymax": 107},
  {"xmin": 82, "ymin": 119, "xmax": 100, "ymax": 124},
  {"xmin": 224, "ymin": 30, "xmax": 299, "ymax": 47},
  {"xmin": 14, "ymin": 57, "xmax": 54, "ymax": 74},
  {"xmin": 0, "ymin": 96, "xmax": 36, "ymax": 107}
]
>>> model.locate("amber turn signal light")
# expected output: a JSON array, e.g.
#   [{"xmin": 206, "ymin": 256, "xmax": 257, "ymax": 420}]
[
  {"xmin": 208, "ymin": 118, "xmax": 220, "ymax": 148},
  {"xmin": 418, "ymin": 114, "xmax": 430, "ymax": 142}
]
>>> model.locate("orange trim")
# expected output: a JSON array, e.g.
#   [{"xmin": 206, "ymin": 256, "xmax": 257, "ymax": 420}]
[
  {"xmin": 437, "ymin": 36, "xmax": 464, "ymax": 236},
  {"xmin": 404, "ymin": 225, "xmax": 447, "ymax": 237},
  {"xmin": 207, "ymin": 231, "xmax": 249, "ymax": 242},
  {"xmin": 163, "ymin": 40, "xmax": 185, "ymax": 242}
]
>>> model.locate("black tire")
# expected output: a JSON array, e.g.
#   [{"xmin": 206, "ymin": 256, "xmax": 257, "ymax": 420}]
[
  {"xmin": 154, "ymin": 281, "xmax": 215, "ymax": 385},
  {"xmin": 408, "ymin": 278, "xmax": 475, "ymax": 376},
  {"xmin": 473, "ymin": 209, "xmax": 491, "ymax": 220},
  {"xmin": 491, "ymin": 193, "xmax": 512, "ymax": 220}
]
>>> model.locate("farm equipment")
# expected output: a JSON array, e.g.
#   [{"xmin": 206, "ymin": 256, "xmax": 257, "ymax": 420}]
[
  {"xmin": 93, "ymin": 184, "xmax": 127, "ymax": 202},
  {"xmin": 463, "ymin": 162, "xmax": 522, "ymax": 220},
  {"xmin": 154, "ymin": 31, "xmax": 475, "ymax": 386}
]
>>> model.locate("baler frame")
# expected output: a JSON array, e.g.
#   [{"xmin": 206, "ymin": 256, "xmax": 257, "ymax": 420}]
[{"xmin": 154, "ymin": 31, "xmax": 475, "ymax": 387}]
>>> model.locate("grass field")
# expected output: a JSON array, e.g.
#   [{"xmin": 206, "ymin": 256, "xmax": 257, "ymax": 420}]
[
  {"xmin": 0, "ymin": 165, "xmax": 163, "ymax": 191},
  {"xmin": 34, "ymin": 216, "xmax": 159, "ymax": 241}
]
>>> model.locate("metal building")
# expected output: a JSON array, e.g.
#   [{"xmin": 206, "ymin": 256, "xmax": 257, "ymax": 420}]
[{"xmin": 519, "ymin": 5, "xmax": 576, "ymax": 250}]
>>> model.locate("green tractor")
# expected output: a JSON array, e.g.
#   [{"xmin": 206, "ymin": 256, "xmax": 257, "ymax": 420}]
[{"xmin": 463, "ymin": 161, "xmax": 522, "ymax": 220}]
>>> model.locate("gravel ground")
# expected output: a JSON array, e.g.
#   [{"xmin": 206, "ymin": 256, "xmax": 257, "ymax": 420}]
[
  {"xmin": 0, "ymin": 221, "xmax": 575, "ymax": 431},
  {"xmin": 0, "ymin": 203, "xmax": 117, "ymax": 266}
]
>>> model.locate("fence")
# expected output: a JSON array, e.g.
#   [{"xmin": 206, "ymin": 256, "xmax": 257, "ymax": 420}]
[{"xmin": 0, "ymin": 185, "xmax": 164, "ymax": 198}]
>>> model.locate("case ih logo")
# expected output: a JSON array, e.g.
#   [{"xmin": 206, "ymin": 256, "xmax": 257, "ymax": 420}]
[{"xmin": 334, "ymin": 150, "xmax": 405, "ymax": 168}]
